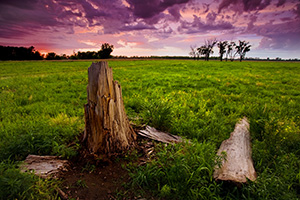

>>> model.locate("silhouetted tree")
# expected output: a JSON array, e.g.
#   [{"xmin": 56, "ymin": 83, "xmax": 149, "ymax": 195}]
[
  {"xmin": 226, "ymin": 41, "xmax": 236, "ymax": 61},
  {"xmin": 0, "ymin": 45, "xmax": 43, "ymax": 60},
  {"xmin": 235, "ymin": 40, "xmax": 251, "ymax": 62},
  {"xmin": 198, "ymin": 39, "xmax": 217, "ymax": 61},
  {"xmin": 69, "ymin": 43, "xmax": 114, "ymax": 59},
  {"xmin": 32, "ymin": 50, "xmax": 43, "ymax": 60},
  {"xmin": 197, "ymin": 45, "xmax": 207, "ymax": 60},
  {"xmin": 77, "ymin": 51, "xmax": 98, "ymax": 59},
  {"xmin": 46, "ymin": 52, "xmax": 61, "ymax": 60},
  {"xmin": 61, "ymin": 54, "xmax": 68, "ymax": 59},
  {"xmin": 189, "ymin": 45, "xmax": 198, "ymax": 60},
  {"xmin": 217, "ymin": 41, "xmax": 228, "ymax": 61},
  {"xmin": 98, "ymin": 43, "xmax": 114, "ymax": 59}
]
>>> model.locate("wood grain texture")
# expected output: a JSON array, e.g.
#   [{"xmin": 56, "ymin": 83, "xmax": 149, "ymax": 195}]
[
  {"xmin": 138, "ymin": 126, "xmax": 182, "ymax": 143},
  {"xmin": 214, "ymin": 117, "xmax": 257, "ymax": 183},
  {"xmin": 84, "ymin": 61, "xmax": 136, "ymax": 155},
  {"xmin": 21, "ymin": 155, "xmax": 68, "ymax": 178}
]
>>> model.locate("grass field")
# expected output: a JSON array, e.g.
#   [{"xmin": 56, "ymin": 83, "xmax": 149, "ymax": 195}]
[{"xmin": 0, "ymin": 60, "xmax": 300, "ymax": 199}]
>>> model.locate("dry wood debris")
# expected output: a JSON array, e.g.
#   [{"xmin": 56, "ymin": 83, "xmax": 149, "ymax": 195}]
[
  {"xmin": 138, "ymin": 125, "xmax": 182, "ymax": 143},
  {"xmin": 21, "ymin": 155, "xmax": 68, "ymax": 178},
  {"xmin": 213, "ymin": 117, "xmax": 257, "ymax": 183}
]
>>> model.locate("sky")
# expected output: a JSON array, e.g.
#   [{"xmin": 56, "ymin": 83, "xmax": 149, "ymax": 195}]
[{"xmin": 0, "ymin": 0, "xmax": 299, "ymax": 59}]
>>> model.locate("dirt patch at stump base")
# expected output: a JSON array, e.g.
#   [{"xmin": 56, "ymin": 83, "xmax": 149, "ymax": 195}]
[
  {"xmin": 60, "ymin": 136, "xmax": 157, "ymax": 200},
  {"xmin": 60, "ymin": 160, "xmax": 130, "ymax": 200}
]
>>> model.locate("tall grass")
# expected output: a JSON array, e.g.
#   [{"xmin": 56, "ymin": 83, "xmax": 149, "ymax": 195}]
[
  {"xmin": 0, "ymin": 61, "xmax": 89, "ymax": 199},
  {"xmin": 128, "ymin": 141, "xmax": 222, "ymax": 199},
  {"xmin": 0, "ymin": 60, "xmax": 300, "ymax": 199}
]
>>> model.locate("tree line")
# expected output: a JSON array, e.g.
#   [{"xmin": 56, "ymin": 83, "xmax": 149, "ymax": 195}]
[
  {"xmin": 190, "ymin": 39, "xmax": 251, "ymax": 62},
  {"xmin": 0, "ymin": 43, "xmax": 114, "ymax": 60},
  {"xmin": 0, "ymin": 46, "xmax": 43, "ymax": 60}
]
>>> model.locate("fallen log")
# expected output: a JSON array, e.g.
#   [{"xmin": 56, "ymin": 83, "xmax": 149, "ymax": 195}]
[
  {"xmin": 213, "ymin": 117, "xmax": 257, "ymax": 183},
  {"xmin": 20, "ymin": 155, "xmax": 68, "ymax": 178}
]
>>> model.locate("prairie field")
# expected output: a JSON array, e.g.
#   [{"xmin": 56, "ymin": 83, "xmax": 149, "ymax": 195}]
[{"xmin": 0, "ymin": 60, "xmax": 300, "ymax": 199}]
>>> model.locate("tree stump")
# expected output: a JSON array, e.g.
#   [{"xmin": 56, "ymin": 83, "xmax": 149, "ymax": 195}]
[
  {"xmin": 84, "ymin": 61, "xmax": 136, "ymax": 155},
  {"xmin": 213, "ymin": 117, "xmax": 257, "ymax": 183}
]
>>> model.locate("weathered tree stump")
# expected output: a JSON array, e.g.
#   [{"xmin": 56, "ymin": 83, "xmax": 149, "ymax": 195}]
[
  {"xmin": 213, "ymin": 117, "xmax": 257, "ymax": 183},
  {"xmin": 83, "ymin": 61, "xmax": 136, "ymax": 155}
]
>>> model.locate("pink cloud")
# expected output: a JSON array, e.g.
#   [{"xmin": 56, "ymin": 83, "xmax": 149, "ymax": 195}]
[{"xmin": 0, "ymin": 0, "xmax": 299, "ymax": 58}]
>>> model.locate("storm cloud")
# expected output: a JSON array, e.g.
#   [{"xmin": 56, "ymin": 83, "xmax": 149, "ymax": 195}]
[{"xmin": 0, "ymin": 0, "xmax": 299, "ymax": 58}]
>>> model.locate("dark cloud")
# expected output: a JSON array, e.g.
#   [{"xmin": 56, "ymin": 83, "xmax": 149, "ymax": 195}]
[
  {"xmin": 178, "ymin": 14, "xmax": 234, "ymax": 34},
  {"xmin": 0, "ymin": 0, "xmax": 38, "ymax": 10},
  {"xmin": 218, "ymin": 0, "xmax": 273, "ymax": 13},
  {"xmin": 294, "ymin": 3, "xmax": 300, "ymax": 18},
  {"xmin": 202, "ymin": 3, "xmax": 210, "ymax": 14},
  {"xmin": 119, "ymin": 23, "xmax": 156, "ymax": 32},
  {"xmin": 247, "ymin": 15, "xmax": 258, "ymax": 30},
  {"xmin": 168, "ymin": 5, "xmax": 182, "ymax": 21},
  {"xmin": 0, "ymin": 0, "xmax": 132, "ymax": 37},
  {"xmin": 0, "ymin": 1, "xmax": 64, "ymax": 39},
  {"xmin": 0, "ymin": 0, "xmax": 299, "ymax": 57},
  {"xmin": 206, "ymin": 11, "xmax": 217, "ymax": 23},
  {"xmin": 255, "ymin": 20, "xmax": 300, "ymax": 50},
  {"xmin": 126, "ymin": 0, "xmax": 190, "ymax": 19},
  {"xmin": 276, "ymin": 0, "xmax": 286, "ymax": 7},
  {"xmin": 0, "ymin": 24, "xmax": 30, "ymax": 39}
]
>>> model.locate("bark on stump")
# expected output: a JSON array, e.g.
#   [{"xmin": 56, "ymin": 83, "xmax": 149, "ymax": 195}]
[
  {"xmin": 213, "ymin": 117, "xmax": 257, "ymax": 183},
  {"xmin": 84, "ymin": 61, "xmax": 136, "ymax": 155}
]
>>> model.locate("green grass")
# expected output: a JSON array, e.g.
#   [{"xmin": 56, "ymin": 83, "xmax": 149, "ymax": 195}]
[{"xmin": 0, "ymin": 60, "xmax": 300, "ymax": 199}]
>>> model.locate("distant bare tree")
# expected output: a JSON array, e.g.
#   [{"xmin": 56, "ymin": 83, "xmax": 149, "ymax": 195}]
[
  {"xmin": 197, "ymin": 45, "xmax": 207, "ymax": 60},
  {"xmin": 217, "ymin": 41, "xmax": 228, "ymax": 61},
  {"xmin": 190, "ymin": 39, "xmax": 250, "ymax": 62},
  {"xmin": 189, "ymin": 45, "xmax": 198, "ymax": 60},
  {"xmin": 198, "ymin": 38, "xmax": 217, "ymax": 61},
  {"xmin": 235, "ymin": 40, "xmax": 251, "ymax": 62},
  {"xmin": 226, "ymin": 41, "xmax": 236, "ymax": 61}
]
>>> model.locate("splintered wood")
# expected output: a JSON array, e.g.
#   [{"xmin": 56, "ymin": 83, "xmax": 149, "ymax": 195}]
[
  {"xmin": 138, "ymin": 126, "xmax": 182, "ymax": 143},
  {"xmin": 21, "ymin": 155, "xmax": 68, "ymax": 178},
  {"xmin": 213, "ymin": 117, "xmax": 257, "ymax": 183},
  {"xmin": 84, "ymin": 61, "xmax": 136, "ymax": 155}
]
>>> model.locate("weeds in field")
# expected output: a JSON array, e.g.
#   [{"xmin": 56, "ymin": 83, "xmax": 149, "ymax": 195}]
[
  {"xmin": 0, "ymin": 160, "xmax": 60, "ymax": 200},
  {"xmin": 0, "ymin": 60, "xmax": 300, "ymax": 199},
  {"xmin": 128, "ymin": 141, "xmax": 222, "ymax": 199}
]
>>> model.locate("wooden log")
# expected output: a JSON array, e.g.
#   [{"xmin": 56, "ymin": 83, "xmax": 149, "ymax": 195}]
[
  {"xmin": 138, "ymin": 126, "xmax": 182, "ymax": 143},
  {"xmin": 20, "ymin": 155, "xmax": 68, "ymax": 178},
  {"xmin": 213, "ymin": 117, "xmax": 257, "ymax": 183},
  {"xmin": 84, "ymin": 61, "xmax": 136, "ymax": 155}
]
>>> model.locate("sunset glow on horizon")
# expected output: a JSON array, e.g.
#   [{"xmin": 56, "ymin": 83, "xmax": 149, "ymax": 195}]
[{"xmin": 0, "ymin": 0, "xmax": 299, "ymax": 59}]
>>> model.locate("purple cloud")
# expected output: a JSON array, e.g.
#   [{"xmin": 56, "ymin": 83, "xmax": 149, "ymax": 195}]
[
  {"xmin": 119, "ymin": 23, "xmax": 156, "ymax": 32},
  {"xmin": 255, "ymin": 20, "xmax": 300, "ymax": 50},
  {"xmin": 247, "ymin": 15, "xmax": 258, "ymax": 31},
  {"xmin": 218, "ymin": 0, "xmax": 273, "ymax": 13},
  {"xmin": 277, "ymin": 0, "xmax": 286, "ymax": 7},
  {"xmin": 294, "ymin": 3, "xmax": 300, "ymax": 18},
  {"xmin": 178, "ymin": 14, "xmax": 234, "ymax": 34},
  {"xmin": 0, "ymin": 0, "xmax": 299, "ymax": 58},
  {"xmin": 168, "ymin": 5, "xmax": 182, "ymax": 21},
  {"xmin": 0, "ymin": 0, "xmax": 38, "ymax": 10},
  {"xmin": 126, "ymin": 0, "xmax": 190, "ymax": 19}
]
